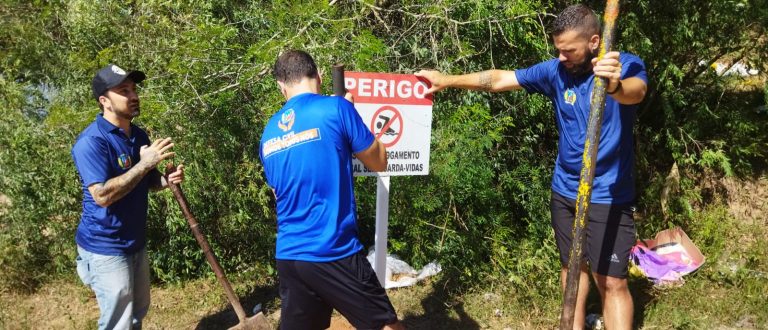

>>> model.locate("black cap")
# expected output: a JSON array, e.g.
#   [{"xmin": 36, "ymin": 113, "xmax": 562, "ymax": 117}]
[{"xmin": 91, "ymin": 64, "xmax": 146, "ymax": 100}]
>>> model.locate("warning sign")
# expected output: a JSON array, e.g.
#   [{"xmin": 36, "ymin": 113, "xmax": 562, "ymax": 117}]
[{"xmin": 345, "ymin": 72, "xmax": 433, "ymax": 176}]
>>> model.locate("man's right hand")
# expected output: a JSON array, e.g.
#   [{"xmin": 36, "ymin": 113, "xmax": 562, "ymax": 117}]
[
  {"xmin": 344, "ymin": 91, "xmax": 355, "ymax": 103},
  {"xmin": 414, "ymin": 70, "xmax": 448, "ymax": 95},
  {"xmin": 139, "ymin": 137, "xmax": 175, "ymax": 169}
]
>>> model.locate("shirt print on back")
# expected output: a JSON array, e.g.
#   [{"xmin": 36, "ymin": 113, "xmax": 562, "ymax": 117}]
[{"xmin": 262, "ymin": 108, "xmax": 322, "ymax": 159}]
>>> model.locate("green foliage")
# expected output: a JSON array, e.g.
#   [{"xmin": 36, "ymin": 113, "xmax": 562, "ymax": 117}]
[
  {"xmin": 619, "ymin": 0, "xmax": 768, "ymax": 227},
  {"xmin": 0, "ymin": 77, "xmax": 81, "ymax": 293},
  {"xmin": 1, "ymin": 0, "xmax": 766, "ymax": 304}
]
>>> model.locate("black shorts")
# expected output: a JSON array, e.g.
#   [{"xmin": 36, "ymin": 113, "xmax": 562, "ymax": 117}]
[
  {"xmin": 550, "ymin": 191, "xmax": 636, "ymax": 278},
  {"xmin": 276, "ymin": 251, "xmax": 398, "ymax": 330}
]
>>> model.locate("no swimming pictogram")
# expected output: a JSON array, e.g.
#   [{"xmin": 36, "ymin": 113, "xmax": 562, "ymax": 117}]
[{"xmin": 370, "ymin": 105, "xmax": 403, "ymax": 148}]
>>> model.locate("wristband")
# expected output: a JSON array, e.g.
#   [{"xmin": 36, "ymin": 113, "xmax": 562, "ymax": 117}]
[{"xmin": 607, "ymin": 80, "xmax": 622, "ymax": 95}]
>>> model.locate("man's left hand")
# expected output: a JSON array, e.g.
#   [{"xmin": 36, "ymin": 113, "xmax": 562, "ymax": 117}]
[
  {"xmin": 167, "ymin": 164, "xmax": 185, "ymax": 185},
  {"xmin": 592, "ymin": 51, "xmax": 622, "ymax": 92}
]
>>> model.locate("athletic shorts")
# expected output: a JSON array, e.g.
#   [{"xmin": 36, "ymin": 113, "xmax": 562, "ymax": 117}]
[
  {"xmin": 276, "ymin": 250, "xmax": 398, "ymax": 330},
  {"xmin": 550, "ymin": 191, "xmax": 637, "ymax": 278}
]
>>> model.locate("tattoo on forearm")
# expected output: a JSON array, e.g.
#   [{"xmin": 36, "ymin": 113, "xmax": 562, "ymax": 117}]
[
  {"xmin": 92, "ymin": 164, "xmax": 152, "ymax": 206},
  {"xmin": 479, "ymin": 71, "xmax": 493, "ymax": 91}
]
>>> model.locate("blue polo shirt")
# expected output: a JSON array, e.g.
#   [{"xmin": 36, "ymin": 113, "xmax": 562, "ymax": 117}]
[
  {"xmin": 516, "ymin": 53, "xmax": 648, "ymax": 204},
  {"xmin": 260, "ymin": 93, "xmax": 374, "ymax": 262},
  {"xmin": 71, "ymin": 114, "xmax": 151, "ymax": 255}
]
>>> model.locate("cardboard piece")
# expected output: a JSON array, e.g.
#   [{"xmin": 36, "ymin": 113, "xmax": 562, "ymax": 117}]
[
  {"xmin": 630, "ymin": 226, "xmax": 705, "ymax": 284},
  {"xmin": 638, "ymin": 226, "xmax": 705, "ymax": 266}
]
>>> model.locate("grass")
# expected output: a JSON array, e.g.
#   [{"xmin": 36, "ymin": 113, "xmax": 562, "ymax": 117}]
[{"xmin": 1, "ymin": 187, "xmax": 766, "ymax": 329}]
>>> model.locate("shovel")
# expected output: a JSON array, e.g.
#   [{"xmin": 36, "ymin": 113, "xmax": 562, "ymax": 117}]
[{"xmin": 165, "ymin": 164, "xmax": 273, "ymax": 330}]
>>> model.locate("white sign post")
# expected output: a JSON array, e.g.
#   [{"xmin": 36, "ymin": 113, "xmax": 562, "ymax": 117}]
[
  {"xmin": 345, "ymin": 72, "xmax": 433, "ymax": 286},
  {"xmin": 374, "ymin": 176, "xmax": 390, "ymax": 286}
]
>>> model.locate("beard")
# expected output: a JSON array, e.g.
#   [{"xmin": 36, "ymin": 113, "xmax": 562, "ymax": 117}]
[
  {"xmin": 127, "ymin": 102, "xmax": 140, "ymax": 119},
  {"xmin": 564, "ymin": 49, "xmax": 597, "ymax": 77},
  {"xmin": 113, "ymin": 103, "xmax": 140, "ymax": 120}
]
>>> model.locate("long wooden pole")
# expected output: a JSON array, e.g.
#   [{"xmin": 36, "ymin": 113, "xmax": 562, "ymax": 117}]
[
  {"xmin": 165, "ymin": 165, "xmax": 274, "ymax": 330},
  {"xmin": 559, "ymin": 1, "xmax": 620, "ymax": 329},
  {"xmin": 164, "ymin": 164, "xmax": 249, "ymax": 323}
]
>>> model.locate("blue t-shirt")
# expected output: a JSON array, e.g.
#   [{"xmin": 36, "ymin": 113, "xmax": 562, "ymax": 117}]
[
  {"xmin": 516, "ymin": 53, "xmax": 648, "ymax": 204},
  {"xmin": 260, "ymin": 93, "xmax": 375, "ymax": 262},
  {"xmin": 71, "ymin": 114, "xmax": 151, "ymax": 255}
]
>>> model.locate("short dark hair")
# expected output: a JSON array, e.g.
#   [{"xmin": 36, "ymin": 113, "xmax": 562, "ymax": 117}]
[
  {"xmin": 551, "ymin": 4, "xmax": 600, "ymax": 38},
  {"xmin": 273, "ymin": 50, "xmax": 319, "ymax": 85}
]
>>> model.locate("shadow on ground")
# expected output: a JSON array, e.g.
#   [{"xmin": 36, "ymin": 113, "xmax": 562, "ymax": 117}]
[
  {"xmin": 582, "ymin": 272, "xmax": 658, "ymax": 329},
  {"xmin": 400, "ymin": 272, "xmax": 481, "ymax": 330},
  {"xmin": 630, "ymin": 277, "xmax": 657, "ymax": 329},
  {"xmin": 195, "ymin": 283, "xmax": 280, "ymax": 330}
]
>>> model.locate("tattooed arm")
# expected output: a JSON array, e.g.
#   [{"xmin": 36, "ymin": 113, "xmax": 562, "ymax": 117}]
[
  {"xmin": 89, "ymin": 138, "xmax": 176, "ymax": 207},
  {"xmin": 414, "ymin": 69, "xmax": 523, "ymax": 94}
]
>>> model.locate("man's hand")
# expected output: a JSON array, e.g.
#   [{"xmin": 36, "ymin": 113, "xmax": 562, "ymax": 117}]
[
  {"xmin": 167, "ymin": 164, "xmax": 185, "ymax": 185},
  {"xmin": 414, "ymin": 70, "xmax": 448, "ymax": 95},
  {"xmin": 592, "ymin": 51, "xmax": 622, "ymax": 93},
  {"xmin": 139, "ymin": 137, "xmax": 175, "ymax": 169},
  {"xmin": 592, "ymin": 51, "xmax": 647, "ymax": 104}
]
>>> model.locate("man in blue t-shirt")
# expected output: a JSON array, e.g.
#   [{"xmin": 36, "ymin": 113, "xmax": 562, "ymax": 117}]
[
  {"xmin": 415, "ymin": 5, "xmax": 647, "ymax": 330},
  {"xmin": 260, "ymin": 50, "xmax": 404, "ymax": 330},
  {"xmin": 72, "ymin": 64, "xmax": 185, "ymax": 330}
]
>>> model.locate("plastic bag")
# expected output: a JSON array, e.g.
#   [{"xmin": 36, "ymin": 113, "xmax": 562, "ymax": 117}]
[{"xmin": 629, "ymin": 227, "xmax": 704, "ymax": 285}]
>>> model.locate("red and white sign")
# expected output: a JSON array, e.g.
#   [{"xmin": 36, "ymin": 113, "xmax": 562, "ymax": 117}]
[{"xmin": 345, "ymin": 72, "xmax": 433, "ymax": 176}]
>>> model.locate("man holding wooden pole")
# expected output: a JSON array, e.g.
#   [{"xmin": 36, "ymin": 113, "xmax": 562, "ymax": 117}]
[
  {"xmin": 72, "ymin": 64, "xmax": 185, "ymax": 330},
  {"xmin": 416, "ymin": 4, "xmax": 647, "ymax": 329}
]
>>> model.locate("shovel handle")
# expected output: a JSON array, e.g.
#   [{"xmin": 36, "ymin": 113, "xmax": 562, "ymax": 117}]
[{"xmin": 164, "ymin": 163, "xmax": 248, "ymax": 322}]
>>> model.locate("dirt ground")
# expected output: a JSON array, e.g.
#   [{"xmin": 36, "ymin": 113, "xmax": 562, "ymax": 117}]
[{"xmin": 721, "ymin": 176, "xmax": 768, "ymax": 225}]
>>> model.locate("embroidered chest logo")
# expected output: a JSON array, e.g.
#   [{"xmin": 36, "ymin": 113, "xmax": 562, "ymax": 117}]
[
  {"xmin": 278, "ymin": 109, "xmax": 295, "ymax": 132},
  {"xmin": 563, "ymin": 89, "xmax": 577, "ymax": 106},
  {"xmin": 117, "ymin": 153, "xmax": 133, "ymax": 169}
]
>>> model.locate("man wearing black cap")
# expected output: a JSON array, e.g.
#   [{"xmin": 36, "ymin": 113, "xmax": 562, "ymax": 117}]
[{"xmin": 72, "ymin": 64, "xmax": 184, "ymax": 330}]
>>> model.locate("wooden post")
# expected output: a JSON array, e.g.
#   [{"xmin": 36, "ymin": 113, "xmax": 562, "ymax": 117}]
[
  {"xmin": 559, "ymin": 1, "xmax": 620, "ymax": 329},
  {"xmin": 332, "ymin": 64, "xmax": 346, "ymax": 96}
]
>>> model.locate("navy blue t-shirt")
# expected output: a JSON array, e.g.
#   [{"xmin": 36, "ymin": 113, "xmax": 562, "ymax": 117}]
[
  {"xmin": 260, "ymin": 93, "xmax": 374, "ymax": 262},
  {"xmin": 71, "ymin": 114, "xmax": 151, "ymax": 255},
  {"xmin": 516, "ymin": 53, "xmax": 648, "ymax": 204}
]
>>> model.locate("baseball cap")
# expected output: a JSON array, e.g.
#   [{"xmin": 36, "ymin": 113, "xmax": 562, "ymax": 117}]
[{"xmin": 91, "ymin": 64, "xmax": 146, "ymax": 100}]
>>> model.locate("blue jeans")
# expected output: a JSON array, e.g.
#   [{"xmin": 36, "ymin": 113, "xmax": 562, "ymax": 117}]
[{"xmin": 76, "ymin": 246, "xmax": 150, "ymax": 330}]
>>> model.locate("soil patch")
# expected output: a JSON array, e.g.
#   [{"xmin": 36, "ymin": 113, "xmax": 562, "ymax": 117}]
[{"xmin": 721, "ymin": 176, "xmax": 768, "ymax": 225}]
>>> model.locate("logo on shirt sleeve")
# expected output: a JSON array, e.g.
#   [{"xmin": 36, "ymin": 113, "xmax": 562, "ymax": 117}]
[
  {"xmin": 563, "ymin": 89, "xmax": 577, "ymax": 105},
  {"xmin": 278, "ymin": 109, "xmax": 295, "ymax": 132},
  {"xmin": 117, "ymin": 154, "xmax": 133, "ymax": 169}
]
